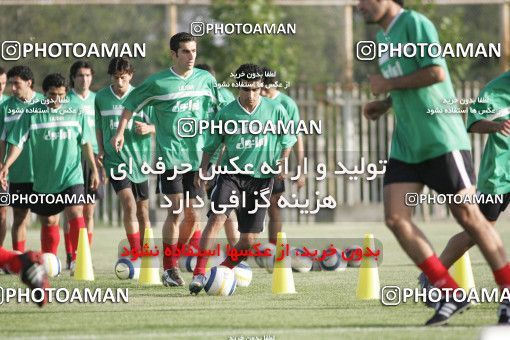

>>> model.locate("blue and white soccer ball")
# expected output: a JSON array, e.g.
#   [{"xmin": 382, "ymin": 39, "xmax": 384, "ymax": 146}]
[
  {"xmin": 42, "ymin": 253, "xmax": 62, "ymax": 277},
  {"xmin": 344, "ymin": 245, "xmax": 363, "ymax": 268},
  {"xmin": 179, "ymin": 256, "xmax": 197, "ymax": 273},
  {"xmin": 115, "ymin": 258, "xmax": 141, "ymax": 280},
  {"xmin": 233, "ymin": 261, "xmax": 252, "ymax": 287},
  {"xmin": 254, "ymin": 244, "xmax": 267, "ymax": 268},
  {"xmin": 204, "ymin": 266, "xmax": 237, "ymax": 296},
  {"xmin": 291, "ymin": 248, "xmax": 313, "ymax": 273},
  {"xmin": 320, "ymin": 247, "xmax": 348, "ymax": 271}
]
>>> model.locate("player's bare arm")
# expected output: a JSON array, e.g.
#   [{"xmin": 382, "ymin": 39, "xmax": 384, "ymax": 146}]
[
  {"xmin": 0, "ymin": 143, "xmax": 22, "ymax": 189},
  {"xmin": 82, "ymin": 143, "xmax": 100, "ymax": 191},
  {"xmin": 111, "ymin": 108, "xmax": 134, "ymax": 152},
  {"xmin": 277, "ymin": 147, "xmax": 292, "ymax": 181},
  {"xmin": 134, "ymin": 121, "xmax": 155, "ymax": 135},
  {"xmin": 194, "ymin": 152, "xmax": 212, "ymax": 190},
  {"xmin": 370, "ymin": 65, "xmax": 445, "ymax": 95},
  {"xmin": 469, "ymin": 119, "xmax": 510, "ymax": 136},
  {"xmin": 363, "ymin": 96, "xmax": 392, "ymax": 121}
]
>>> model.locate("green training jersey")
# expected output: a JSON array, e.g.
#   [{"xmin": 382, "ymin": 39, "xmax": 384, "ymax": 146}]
[
  {"xmin": 467, "ymin": 71, "xmax": 510, "ymax": 195},
  {"xmin": 7, "ymin": 101, "xmax": 92, "ymax": 193},
  {"xmin": 0, "ymin": 94, "xmax": 9, "ymax": 105},
  {"xmin": 203, "ymin": 97, "xmax": 297, "ymax": 179},
  {"xmin": 67, "ymin": 89, "xmax": 98, "ymax": 154},
  {"xmin": 123, "ymin": 67, "xmax": 220, "ymax": 171},
  {"xmin": 376, "ymin": 10, "xmax": 470, "ymax": 163},
  {"xmin": 271, "ymin": 91, "xmax": 300, "ymax": 129},
  {"xmin": 95, "ymin": 85, "xmax": 153, "ymax": 183},
  {"xmin": 219, "ymin": 87, "xmax": 235, "ymax": 107},
  {"xmin": 0, "ymin": 92, "xmax": 44, "ymax": 183}
]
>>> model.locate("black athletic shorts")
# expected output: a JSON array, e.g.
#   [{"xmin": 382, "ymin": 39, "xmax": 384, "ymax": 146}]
[
  {"xmin": 82, "ymin": 156, "xmax": 105, "ymax": 201},
  {"xmin": 477, "ymin": 192, "xmax": 510, "ymax": 222},
  {"xmin": 156, "ymin": 169, "xmax": 204, "ymax": 198},
  {"xmin": 208, "ymin": 174, "xmax": 273, "ymax": 233},
  {"xmin": 109, "ymin": 176, "xmax": 149, "ymax": 202},
  {"xmin": 9, "ymin": 182, "xmax": 34, "ymax": 209},
  {"xmin": 31, "ymin": 184, "xmax": 85, "ymax": 216},
  {"xmin": 383, "ymin": 150, "xmax": 476, "ymax": 195},
  {"xmin": 272, "ymin": 178, "xmax": 285, "ymax": 195}
]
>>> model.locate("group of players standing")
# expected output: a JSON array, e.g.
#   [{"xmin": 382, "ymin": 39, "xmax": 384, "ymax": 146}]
[{"xmin": 0, "ymin": 32, "xmax": 304, "ymax": 305}]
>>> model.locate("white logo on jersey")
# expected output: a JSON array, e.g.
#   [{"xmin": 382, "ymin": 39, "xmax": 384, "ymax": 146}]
[
  {"xmin": 171, "ymin": 100, "xmax": 200, "ymax": 113},
  {"xmin": 109, "ymin": 119, "xmax": 119, "ymax": 130},
  {"xmin": 43, "ymin": 128, "xmax": 76, "ymax": 141},
  {"xmin": 235, "ymin": 136, "xmax": 267, "ymax": 150}
]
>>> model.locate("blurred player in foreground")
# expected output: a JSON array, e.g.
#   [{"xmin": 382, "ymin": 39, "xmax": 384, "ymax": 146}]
[{"xmin": 359, "ymin": 0, "xmax": 510, "ymax": 325}]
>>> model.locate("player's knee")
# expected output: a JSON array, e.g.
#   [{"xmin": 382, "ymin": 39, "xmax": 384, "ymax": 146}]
[
  {"xmin": 384, "ymin": 214, "xmax": 408, "ymax": 232},
  {"xmin": 452, "ymin": 205, "xmax": 481, "ymax": 229}
]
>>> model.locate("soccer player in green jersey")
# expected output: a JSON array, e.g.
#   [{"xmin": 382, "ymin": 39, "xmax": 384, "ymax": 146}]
[
  {"xmin": 66, "ymin": 61, "xmax": 102, "ymax": 268},
  {"xmin": 111, "ymin": 32, "xmax": 220, "ymax": 287},
  {"xmin": 359, "ymin": 0, "xmax": 510, "ymax": 326},
  {"xmin": 418, "ymin": 71, "xmax": 510, "ymax": 323},
  {"xmin": 261, "ymin": 67, "xmax": 305, "ymax": 245},
  {"xmin": 0, "ymin": 66, "xmax": 44, "ymax": 253},
  {"xmin": 189, "ymin": 64, "xmax": 297, "ymax": 294},
  {"xmin": 0, "ymin": 67, "xmax": 8, "ymax": 246},
  {"xmin": 96, "ymin": 57, "xmax": 154, "ymax": 263},
  {"xmin": 194, "ymin": 63, "xmax": 239, "ymax": 247},
  {"xmin": 0, "ymin": 67, "xmax": 8, "ymax": 105},
  {"xmin": 0, "ymin": 73, "xmax": 99, "ymax": 266}
]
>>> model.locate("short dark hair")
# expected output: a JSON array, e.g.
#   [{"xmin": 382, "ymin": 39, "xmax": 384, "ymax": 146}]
[
  {"xmin": 393, "ymin": 0, "xmax": 404, "ymax": 6},
  {"xmin": 261, "ymin": 66, "xmax": 278, "ymax": 87},
  {"xmin": 69, "ymin": 60, "xmax": 94, "ymax": 88},
  {"xmin": 0, "ymin": 66, "xmax": 5, "ymax": 75},
  {"xmin": 195, "ymin": 63, "xmax": 213, "ymax": 74},
  {"xmin": 7, "ymin": 65, "xmax": 34, "ymax": 89},
  {"xmin": 42, "ymin": 73, "xmax": 66, "ymax": 93},
  {"xmin": 108, "ymin": 57, "xmax": 134, "ymax": 75},
  {"xmin": 235, "ymin": 64, "xmax": 263, "ymax": 83},
  {"xmin": 169, "ymin": 32, "xmax": 196, "ymax": 53}
]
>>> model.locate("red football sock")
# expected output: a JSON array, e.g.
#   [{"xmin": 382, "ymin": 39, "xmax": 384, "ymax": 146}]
[
  {"xmin": 419, "ymin": 255, "xmax": 459, "ymax": 290},
  {"xmin": 13, "ymin": 240, "xmax": 26, "ymax": 253},
  {"xmin": 127, "ymin": 231, "xmax": 141, "ymax": 254},
  {"xmin": 88, "ymin": 232, "xmax": 93, "ymax": 247},
  {"xmin": 41, "ymin": 225, "xmax": 60, "ymax": 255},
  {"xmin": 193, "ymin": 249, "xmax": 209, "ymax": 276},
  {"xmin": 69, "ymin": 217, "xmax": 86, "ymax": 260},
  {"xmin": 64, "ymin": 231, "xmax": 72, "ymax": 256},
  {"xmin": 0, "ymin": 247, "xmax": 22, "ymax": 273},
  {"xmin": 493, "ymin": 264, "xmax": 510, "ymax": 290},
  {"xmin": 220, "ymin": 255, "xmax": 247, "ymax": 269},
  {"xmin": 269, "ymin": 239, "xmax": 277, "ymax": 246},
  {"xmin": 189, "ymin": 230, "xmax": 202, "ymax": 249},
  {"xmin": 163, "ymin": 243, "xmax": 179, "ymax": 270}
]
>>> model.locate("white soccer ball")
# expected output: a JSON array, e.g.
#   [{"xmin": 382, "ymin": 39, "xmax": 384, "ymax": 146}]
[
  {"xmin": 234, "ymin": 261, "xmax": 252, "ymax": 287},
  {"xmin": 42, "ymin": 253, "xmax": 62, "ymax": 277},
  {"xmin": 320, "ymin": 247, "xmax": 347, "ymax": 271},
  {"xmin": 291, "ymin": 248, "xmax": 313, "ymax": 273},
  {"xmin": 115, "ymin": 258, "xmax": 140, "ymax": 280},
  {"xmin": 179, "ymin": 256, "xmax": 197, "ymax": 273},
  {"xmin": 204, "ymin": 266, "xmax": 237, "ymax": 296},
  {"xmin": 207, "ymin": 248, "xmax": 226, "ymax": 269},
  {"xmin": 344, "ymin": 245, "xmax": 363, "ymax": 268}
]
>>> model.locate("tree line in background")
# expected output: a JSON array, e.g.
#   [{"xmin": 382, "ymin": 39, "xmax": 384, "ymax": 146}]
[{"xmin": 0, "ymin": 0, "xmax": 503, "ymax": 93}]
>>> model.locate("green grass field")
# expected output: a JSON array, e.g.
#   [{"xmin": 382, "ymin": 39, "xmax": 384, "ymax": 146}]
[{"xmin": 1, "ymin": 219, "xmax": 510, "ymax": 339}]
